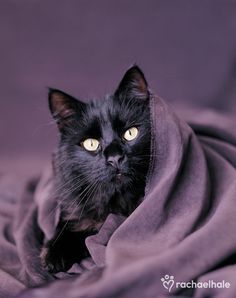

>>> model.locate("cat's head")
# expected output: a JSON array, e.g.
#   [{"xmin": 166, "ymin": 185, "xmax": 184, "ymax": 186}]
[{"xmin": 49, "ymin": 65, "xmax": 151, "ymax": 218}]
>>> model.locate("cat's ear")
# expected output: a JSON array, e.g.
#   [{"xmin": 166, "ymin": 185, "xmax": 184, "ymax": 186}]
[
  {"xmin": 114, "ymin": 65, "xmax": 149, "ymax": 101},
  {"xmin": 48, "ymin": 88, "xmax": 86, "ymax": 132}
]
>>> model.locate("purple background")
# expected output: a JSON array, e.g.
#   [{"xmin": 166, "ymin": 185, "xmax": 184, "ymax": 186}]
[{"xmin": 1, "ymin": 1, "xmax": 236, "ymax": 177}]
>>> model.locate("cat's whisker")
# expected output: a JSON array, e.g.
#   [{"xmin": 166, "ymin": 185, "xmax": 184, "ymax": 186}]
[
  {"xmin": 62, "ymin": 184, "xmax": 95, "ymax": 216},
  {"xmin": 76, "ymin": 181, "xmax": 100, "ymax": 222},
  {"xmin": 31, "ymin": 119, "xmax": 58, "ymax": 137},
  {"xmin": 52, "ymin": 163, "xmax": 102, "ymax": 198},
  {"xmin": 42, "ymin": 174, "xmax": 101, "ymax": 223},
  {"xmin": 51, "ymin": 180, "xmax": 99, "ymax": 245},
  {"xmin": 50, "ymin": 168, "xmax": 103, "ymax": 195},
  {"xmin": 64, "ymin": 180, "xmax": 99, "ymax": 224},
  {"xmin": 61, "ymin": 161, "xmax": 99, "ymax": 210}
]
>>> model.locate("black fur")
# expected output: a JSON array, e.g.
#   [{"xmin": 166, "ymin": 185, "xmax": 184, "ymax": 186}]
[{"xmin": 41, "ymin": 65, "xmax": 151, "ymax": 273}]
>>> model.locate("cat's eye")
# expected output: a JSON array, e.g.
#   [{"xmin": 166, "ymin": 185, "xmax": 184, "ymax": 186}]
[
  {"xmin": 123, "ymin": 127, "xmax": 139, "ymax": 141},
  {"xmin": 82, "ymin": 138, "xmax": 100, "ymax": 151}
]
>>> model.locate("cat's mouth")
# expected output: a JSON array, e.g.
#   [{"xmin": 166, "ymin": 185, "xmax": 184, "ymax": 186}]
[
  {"xmin": 116, "ymin": 173, "xmax": 122, "ymax": 182},
  {"xmin": 116, "ymin": 173, "xmax": 122, "ymax": 179},
  {"xmin": 109, "ymin": 171, "xmax": 124, "ymax": 184},
  {"xmin": 113, "ymin": 171, "xmax": 130, "ymax": 185},
  {"xmin": 109, "ymin": 168, "xmax": 130, "ymax": 186}
]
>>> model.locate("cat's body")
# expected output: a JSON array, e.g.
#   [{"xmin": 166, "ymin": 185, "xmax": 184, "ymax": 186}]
[{"xmin": 41, "ymin": 66, "xmax": 152, "ymax": 273}]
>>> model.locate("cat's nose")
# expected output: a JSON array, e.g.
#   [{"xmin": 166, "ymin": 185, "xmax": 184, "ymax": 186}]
[{"xmin": 107, "ymin": 155, "xmax": 124, "ymax": 169}]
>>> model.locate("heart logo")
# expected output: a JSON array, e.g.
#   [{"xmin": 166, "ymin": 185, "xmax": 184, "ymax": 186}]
[{"xmin": 161, "ymin": 275, "xmax": 175, "ymax": 292}]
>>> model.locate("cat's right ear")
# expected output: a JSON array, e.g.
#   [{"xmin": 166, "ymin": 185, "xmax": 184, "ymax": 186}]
[{"xmin": 48, "ymin": 88, "xmax": 86, "ymax": 132}]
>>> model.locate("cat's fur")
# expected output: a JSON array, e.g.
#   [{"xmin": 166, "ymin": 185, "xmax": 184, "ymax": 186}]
[{"xmin": 41, "ymin": 65, "xmax": 152, "ymax": 273}]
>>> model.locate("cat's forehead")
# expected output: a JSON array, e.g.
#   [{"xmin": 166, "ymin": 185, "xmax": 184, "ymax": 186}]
[
  {"xmin": 91, "ymin": 98, "xmax": 112, "ymax": 120},
  {"xmin": 81, "ymin": 96, "xmax": 146, "ymax": 132},
  {"xmin": 85, "ymin": 97, "xmax": 123, "ymax": 125}
]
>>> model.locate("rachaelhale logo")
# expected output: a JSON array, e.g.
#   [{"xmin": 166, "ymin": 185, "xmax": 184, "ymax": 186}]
[{"xmin": 161, "ymin": 275, "xmax": 231, "ymax": 293}]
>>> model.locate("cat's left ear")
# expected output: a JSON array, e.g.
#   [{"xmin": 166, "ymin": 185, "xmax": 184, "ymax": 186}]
[{"xmin": 114, "ymin": 65, "xmax": 149, "ymax": 101}]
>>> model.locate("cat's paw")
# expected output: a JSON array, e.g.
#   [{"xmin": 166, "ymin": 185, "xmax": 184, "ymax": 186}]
[{"xmin": 40, "ymin": 245, "xmax": 71, "ymax": 273}]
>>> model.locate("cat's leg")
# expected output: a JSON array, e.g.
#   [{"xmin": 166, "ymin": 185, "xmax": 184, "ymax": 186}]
[{"xmin": 40, "ymin": 226, "xmax": 92, "ymax": 273}]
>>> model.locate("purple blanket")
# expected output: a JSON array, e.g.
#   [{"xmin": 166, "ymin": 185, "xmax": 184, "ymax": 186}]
[{"xmin": 1, "ymin": 95, "xmax": 236, "ymax": 297}]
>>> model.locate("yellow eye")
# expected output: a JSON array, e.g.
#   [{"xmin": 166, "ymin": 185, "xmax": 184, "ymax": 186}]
[
  {"xmin": 123, "ymin": 127, "xmax": 139, "ymax": 141},
  {"xmin": 82, "ymin": 138, "xmax": 100, "ymax": 151}
]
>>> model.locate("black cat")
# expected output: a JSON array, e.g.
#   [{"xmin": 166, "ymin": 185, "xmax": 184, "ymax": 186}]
[{"xmin": 40, "ymin": 65, "xmax": 152, "ymax": 273}]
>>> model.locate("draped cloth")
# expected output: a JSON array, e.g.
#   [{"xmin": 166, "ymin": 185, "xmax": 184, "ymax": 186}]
[{"xmin": 1, "ymin": 95, "xmax": 236, "ymax": 297}]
